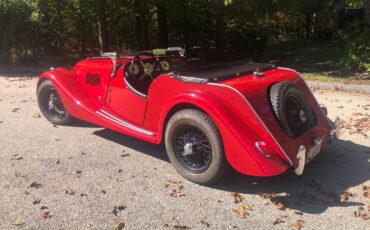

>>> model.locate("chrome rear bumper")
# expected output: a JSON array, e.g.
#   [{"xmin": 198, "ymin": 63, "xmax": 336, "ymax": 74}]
[{"xmin": 294, "ymin": 116, "xmax": 340, "ymax": 175}]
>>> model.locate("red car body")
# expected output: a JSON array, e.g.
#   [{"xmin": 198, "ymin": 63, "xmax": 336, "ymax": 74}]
[{"xmin": 37, "ymin": 54, "xmax": 338, "ymax": 178}]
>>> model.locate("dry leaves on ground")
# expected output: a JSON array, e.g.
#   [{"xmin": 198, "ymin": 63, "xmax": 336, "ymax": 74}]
[
  {"xmin": 291, "ymin": 220, "xmax": 304, "ymax": 230},
  {"xmin": 32, "ymin": 199, "xmax": 41, "ymax": 205},
  {"xmin": 232, "ymin": 208, "xmax": 248, "ymax": 219},
  {"xmin": 114, "ymin": 221, "xmax": 125, "ymax": 230},
  {"xmin": 28, "ymin": 182, "xmax": 43, "ymax": 189},
  {"xmin": 229, "ymin": 192, "xmax": 244, "ymax": 204},
  {"xmin": 42, "ymin": 211, "xmax": 51, "ymax": 219},
  {"xmin": 341, "ymin": 114, "xmax": 370, "ymax": 137},
  {"xmin": 354, "ymin": 206, "xmax": 369, "ymax": 221},
  {"xmin": 111, "ymin": 205, "xmax": 126, "ymax": 216},
  {"xmin": 174, "ymin": 225, "xmax": 191, "ymax": 230},
  {"xmin": 273, "ymin": 215, "xmax": 288, "ymax": 225},
  {"xmin": 340, "ymin": 191, "xmax": 355, "ymax": 202},
  {"xmin": 13, "ymin": 219, "xmax": 26, "ymax": 226},
  {"xmin": 12, "ymin": 108, "xmax": 20, "ymax": 113},
  {"xmin": 241, "ymin": 202, "xmax": 253, "ymax": 211},
  {"xmin": 168, "ymin": 188, "xmax": 185, "ymax": 197},
  {"xmin": 363, "ymin": 186, "xmax": 370, "ymax": 198},
  {"xmin": 33, "ymin": 113, "xmax": 42, "ymax": 118},
  {"xmin": 200, "ymin": 220, "xmax": 210, "ymax": 227}
]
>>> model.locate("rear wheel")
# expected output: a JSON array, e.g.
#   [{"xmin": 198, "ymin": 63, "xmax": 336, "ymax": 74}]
[
  {"xmin": 165, "ymin": 109, "xmax": 229, "ymax": 185},
  {"xmin": 37, "ymin": 80, "xmax": 73, "ymax": 125}
]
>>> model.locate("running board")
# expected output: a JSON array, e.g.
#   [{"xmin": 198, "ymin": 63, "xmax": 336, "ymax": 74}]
[{"xmin": 96, "ymin": 109, "xmax": 154, "ymax": 136}]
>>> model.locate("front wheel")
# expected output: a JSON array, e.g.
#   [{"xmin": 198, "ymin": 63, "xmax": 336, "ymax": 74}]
[
  {"xmin": 165, "ymin": 109, "xmax": 229, "ymax": 185},
  {"xmin": 37, "ymin": 80, "xmax": 73, "ymax": 125}
]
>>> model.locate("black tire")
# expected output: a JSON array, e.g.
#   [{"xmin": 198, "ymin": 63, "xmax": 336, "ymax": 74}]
[
  {"xmin": 37, "ymin": 80, "xmax": 73, "ymax": 126},
  {"xmin": 165, "ymin": 109, "xmax": 229, "ymax": 185},
  {"xmin": 270, "ymin": 82, "xmax": 315, "ymax": 138}
]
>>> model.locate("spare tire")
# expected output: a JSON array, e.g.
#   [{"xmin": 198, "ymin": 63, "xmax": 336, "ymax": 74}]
[{"xmin": 269, "ymin": 82, "xmax": 315, "ymax": 138}]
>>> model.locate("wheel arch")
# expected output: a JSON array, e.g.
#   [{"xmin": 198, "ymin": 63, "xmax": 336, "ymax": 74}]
[{"xmin": 160, "ymin": 102, "xmax": 208, "ymax": 144}]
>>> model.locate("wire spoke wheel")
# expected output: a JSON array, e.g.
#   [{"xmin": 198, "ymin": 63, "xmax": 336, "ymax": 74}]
[
  {"xmin": 173, "ymin": 124, "xmax": 212, "ymax": 173},
  {"xmin": 37, "ymin": 80, "xmax": 73, "ymax": 125}
]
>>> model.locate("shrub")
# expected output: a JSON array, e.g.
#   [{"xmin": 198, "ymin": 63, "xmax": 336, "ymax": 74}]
[{"xmin": 340, "ymin": 21, "xmax": 370, "ymax": 71}]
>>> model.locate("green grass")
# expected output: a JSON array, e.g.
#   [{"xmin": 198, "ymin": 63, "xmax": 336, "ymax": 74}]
[{"xmin": 261, "ymin": 40, "xmax": 370, "ymax": 85}]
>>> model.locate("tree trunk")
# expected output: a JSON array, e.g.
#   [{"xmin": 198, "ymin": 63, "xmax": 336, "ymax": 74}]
[
  {"xmin": 365, "ymin": 0, "xmax": 370, "ymax": 24},
  {"xmin": 97, "ymin": 0, "xmax": 109, "ymax": 54},
  {"xmin": 156, "ymin": 0, "xmax": 168, "ymax": 48},
  {"xmin": 305, "ymin": 14, "xmax": 312, "ymax": 39},
  {"xmin": 214, "ymin": 0, "xmax": 225, "ymax": 61},
  {"xmin": 135, "ymin": 0, "xmax": 149, "ymax": 50}
]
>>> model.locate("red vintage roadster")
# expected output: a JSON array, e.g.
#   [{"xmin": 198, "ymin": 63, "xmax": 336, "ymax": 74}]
[{"xmin": 37, "ymin": 48, "xmax": 340, "ymax": 184}]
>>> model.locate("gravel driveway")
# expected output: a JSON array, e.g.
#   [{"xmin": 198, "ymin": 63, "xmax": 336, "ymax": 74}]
[{"xmin": 0, "ymin": 76, "xmax": 369, "ymax": 230}]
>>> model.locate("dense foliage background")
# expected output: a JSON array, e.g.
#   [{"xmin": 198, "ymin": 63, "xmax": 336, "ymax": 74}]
[{"xmin": 0, "ymin": 0, "xmax": 369, "ymax": 70}]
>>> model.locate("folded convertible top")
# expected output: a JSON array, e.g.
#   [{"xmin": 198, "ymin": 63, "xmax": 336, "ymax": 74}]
[{"xmin": 172, "ymin": 60, "xmax": 276, "ymax": 83}]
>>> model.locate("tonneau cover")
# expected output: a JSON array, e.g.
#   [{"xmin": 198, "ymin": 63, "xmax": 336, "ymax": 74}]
[{"xmin": 172, "ymin": 60, "xmax": 276, "ymax": 82}]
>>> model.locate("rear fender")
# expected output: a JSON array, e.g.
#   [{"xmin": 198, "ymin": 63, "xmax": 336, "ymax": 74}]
[{"xmin": 158, "ymin": 91, "xmax": 288, "ymax": 176}]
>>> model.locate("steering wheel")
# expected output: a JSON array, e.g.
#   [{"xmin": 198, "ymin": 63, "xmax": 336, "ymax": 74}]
[{"xmin": 128, "ymin": 52, "xmax": 160, "ymax": 80}]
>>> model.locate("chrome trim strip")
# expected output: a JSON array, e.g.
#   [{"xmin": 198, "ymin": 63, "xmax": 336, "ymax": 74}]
[
  {"xmin": 123, "ymin": 78, "xmax": 147, "ymax": 98},
  {"xmin": 96, "ymin": 109, "xmax": 154, "ymax": 136},
  {"xmin": 207, "ymin": 82, "xmax": 293, "ymax": 166}
]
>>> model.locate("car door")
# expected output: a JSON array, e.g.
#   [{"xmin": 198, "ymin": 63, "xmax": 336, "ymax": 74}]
[{"xmin": 104, "ymin": 66, "xmax": 147, "ymax": 125}]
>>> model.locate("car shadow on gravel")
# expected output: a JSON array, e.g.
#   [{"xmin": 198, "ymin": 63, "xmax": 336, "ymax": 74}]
[
  {"xmin": 92, "ymin": 129, "xmax": 368, "ymax": 214},
  {"xmin": 93, "ymin": 129, "xmax": 169, "ymax": 162},
  {"xmin": 212, "ymin": 139, "xmax": 370, "ymax": 214}
]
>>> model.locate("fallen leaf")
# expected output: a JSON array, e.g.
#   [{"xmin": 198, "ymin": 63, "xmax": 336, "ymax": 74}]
[
  {"xmin": 114, "ymin": 221, "xmax": 125, "ymax": 230},
  {"xmin": 275, "ymin": 202, "xmax": 286, "ymax": 210},
  {"xmin": 54, "ymin": 159, "xmax": 60, "ymax": 164},
  {"xmin": 66, "ymin": 189, "xmax": 75, "ymax": 195},
  {"xmin": 12, "ymin": 108, "xmax": 20, "ymax": 113},
  {"xmin": 33, "ymin": 113, "xmax": 42, "ymax": 118},
  {"xmin": 28, "ymin": 182, "xmax": 43, "ymax": 189},
  {"xmin": 80, "ymin": 193, "xmax": 88, "ymax": 197},
  {"xmin": 11, "ymin": 156, "xmax": 23, "ymax": 161},
  {"xmin": 40, "ymin": 206, "xmax": 48, "ymax": 210},
  {"xmin": 273, "ymin": 215, "xmax": 288, "ymax": 225},
  {"xmin": 232, "ymin": 208, "xmax": 248, "ymax": 218},
  {"xmin": 200, "ymin": 220, "xmax": 210, "ymax": 227},
  {"xmin": 121, "ymin": 151, "xmax": 130, "ymax": 157},
  {"xmin": 294, "ymin": 210, "xmax": 303, "ymax": 215},
  {"xmin": 81, "ymin": 152, "xmax": 87, "ymax": 155},
  {"xmin": 229, "ymin": 192, "xmax": 244, "ymax": 204},
  {"xmin": 32, "ymin": 199, "xmax": 41, "ymax": 205},
  {"xmin": 354, "ymin": 206, "xmax": 370, "ymax": 221},
  {"xmin": 76, "ymin": 170, "xmax": 82, "ymax": 174},
  {"xmin": 102, "ymin": 190, "xmax": 107, "ymax": 194},
  {"xmin": 291, "ymin": 220, "xmax": 304, "ymax": 230},
  {"xmin": 168, "ymin": 188, "xmax": 185, "ymax": 197},
  {"xmin": 340, "ymin": 191, "xmax": 354, "ymax": 202},
  {"xmin": 42, "ymin": 211, "xmax": 51, "ymax": 219},
  {"xmin": 174, "ymin": 225, "xmax": 190, "ymax": 230},
  {"xmin": 13, "ymin": 219, "xmax": 26, "ymax": 226},
  {"xmin": 364, "ymin": 192, "xmax": 370, "ymax": 198},
  {"xmin": 111, "ymin": 205, "xmax": 126, "ymax": 216},
  {"xmin": 241, "ymin": 202, "xmax": 253, "ymax": 211},
  {"xmin": 258, "ymin": 192, "xmax": 273, "ymax": 199}
]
